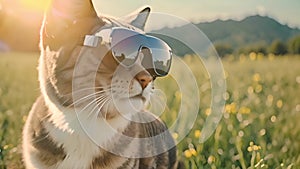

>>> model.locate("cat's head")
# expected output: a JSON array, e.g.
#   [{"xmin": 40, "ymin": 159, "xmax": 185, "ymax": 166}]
[{"xmin": 40, "ymin": 0, "xmax": 171, "ymax": 119}]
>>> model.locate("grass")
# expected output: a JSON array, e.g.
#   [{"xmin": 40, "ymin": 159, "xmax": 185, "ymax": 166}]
[
  {"xmin": 0, "ymin": 52, "xmax": 39, "ymax": 169},
  {"xmin": 172, "ymin": 54, "xmax": 300, "ymax": 169},
  {"xmin": 0, "ymin": 52, "xmax": 299, "ymax": 168}
]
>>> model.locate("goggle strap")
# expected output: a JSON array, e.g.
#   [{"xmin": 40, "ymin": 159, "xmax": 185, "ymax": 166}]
[
  {"xmin": 83, "ymin": 19, "xmax": 114, "ymax": 47},
  {"xmin": 83, "ymin": 35, "xmax": 102, "ymax": 47}
]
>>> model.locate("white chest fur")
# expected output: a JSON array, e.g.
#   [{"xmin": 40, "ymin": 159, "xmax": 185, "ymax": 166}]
[
  {"xmin": 44, "ymin": 116, "xmax": 99, "ymax": 169},
  {"xmin": 44, "ymin": 108, "xmax": 130, "ymax": 169},
  {"xmin": 42, "ymin": 88, "xmax": 130, "ymax": 169}
]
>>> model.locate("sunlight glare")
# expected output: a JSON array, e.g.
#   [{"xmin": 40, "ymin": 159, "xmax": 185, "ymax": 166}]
[{"xmin": 20, "ymin": 0, "xmax": 51, "ymax": 12}]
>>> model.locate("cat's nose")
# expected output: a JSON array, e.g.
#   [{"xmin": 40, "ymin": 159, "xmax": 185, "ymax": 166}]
[{"xmin": 135, "ymin": 71, "xmax": 153, "ymax": 90}]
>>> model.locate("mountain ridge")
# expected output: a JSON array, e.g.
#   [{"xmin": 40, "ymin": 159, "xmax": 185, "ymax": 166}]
[{"xmin": 154, "ymin": 15, "xmax": 300, "ymax": 56}]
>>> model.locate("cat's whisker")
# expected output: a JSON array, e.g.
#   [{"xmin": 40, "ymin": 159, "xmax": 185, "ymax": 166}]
[
  {"xmin": 39, "ymin": 112, "xmax": 52, "ymax": 122},
  {"xmin": 30, "ymin": 131, "xmax": 51, "ymax": 145},
  {"xmin": 29, "ymin": 97, "xmax": 108, "ymax": 145},
  {"xmin": 61, "ymin": 86, "xmax": 112, "ymax": 98},
  {"xmin": 75, "ymin": 93, "xmax": 109, "ymax": 116},
  {"xmin": 66, "ymin": 90, "xmax": 108, "ymax": 108},
  {"xmin": 29, "ymin": 115, "xmax": 54, "ymax": 145},
  {"xmin": 66, "ymin": 96, "xmax": 94, "ymax": 109},
  {"xmin": 61, "ymin": 97, "xmax": 73, "ymax": 106},
  {"xmin": 97, "ymin": 98, "xmax": 111, "ymax": 119},
  {"xmin": 88, "ymin": 99, "xmax": 109, "ymax": 119},
  {"xmin": 71, "ymin": 86, "xmax": 112, "ymax": 94},
  {"xmin": 75, "ymin": 97, "xmax": 101, "ymax": 117},
  {"xmin": 101, "ymin": 99, "xmax": 113, "ymax": 120},
  {"xmin": 87, "ymin": 95, "xmax": 110, "ymax": 118}
]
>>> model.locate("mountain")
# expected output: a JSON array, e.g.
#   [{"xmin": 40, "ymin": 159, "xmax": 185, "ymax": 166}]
[
  {"xmin": 1, "ymin": 14, "xmax": 299, "ymax": 54},
  {"xmin": 153, "ymin": 15, "xmax": 300, "ymax": 56}
]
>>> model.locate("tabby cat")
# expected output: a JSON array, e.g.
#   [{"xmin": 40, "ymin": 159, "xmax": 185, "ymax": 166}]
[{"xmin": 22, "ymin": 0, "xmax": 182, "ymax": 168}]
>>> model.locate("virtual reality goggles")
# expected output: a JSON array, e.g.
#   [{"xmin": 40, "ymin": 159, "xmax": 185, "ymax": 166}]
[{"xmin": 84, "ymin": 27, "xmax": 172, "ymax": 77}]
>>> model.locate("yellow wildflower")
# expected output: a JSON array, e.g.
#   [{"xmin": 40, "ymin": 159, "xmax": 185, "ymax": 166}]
[
  {"xmin": 296, "ymin": 76, "xmax": 300, "ymax": 84},
  {"xmin": 252, "ymin": 73, "xmax": 261, "ymax": 82},
  {"xmin": 247, "ymin": 142, "xmax": 261, "ymax": 152},
  {"xmin": 268, "ymin": 53, "xmax": 275, "ymax": 61},
  {"xmin": 266, "ymin": 95, "xmax": 274, "ymax": 107},
  {"xmin": 296, "ymin": 104, "xmax": 300, "ymax": 112},
  {"xmin": 190, "ymin": 148, "xmax": 197, "ymax": 156},
  {"xmin": 270, "ymin": 115, "xmax": 277, "ymax": 123},
  {"xmin": 239, "ymin": 106, "xmax": 251, "ymax": 114},
  {"xmin": 249, "ymin": 141, "xmax": 254, "ymax": 146},
  {"xmin": 205, "ymin": 108, "xmax": 211, "ymax": 116},
  {"xmin": 172, "ymin": 133, "xmax": 178, "ymax": 140},
  {"xmin": 207, "ymin": 155, "xmax": 216, "ymax": 164},
  {"xmin": 255, "ymin": 84, "xmax": 263, "ymax": 93},
  {"xmin": 174, "ymin": 91, "xmax": 181, "ymax": 100},
  {"xmin": 223, "ymin": 92, "xmax": 230, "ymax": 101},
  {"xmin": 22, "ymin": 115, "xmax": 28, "ymax": 123},
  {"xmin": 249, "ymin": 52, "xmax": 257, "ymax": 61},
  {"xmin": 253, "ymin": 145, "xmax": 261, "ymax": 151},
  {"xmin": 184, "ymin": 149, "xmax": 192, "ymax": 158},
  {"xmin": 276, "ymin": 100, "xmax": 283, "ymax": 108},
  {"xmin": 257, "ymin": 53, "xmax": 264, "ymax": 60},
  {"xmin": 239, "ymin": 54, "xmax": 246, "ymax": 62},
  {"xmin": 267, "ymin": 95, "xmax": 274, "ymax": 102},
  {"xmin": 3, "ymin": 145, "xmax": 9, "ymax": 150},
  {"xmin": 194, "ymin": 130, "xmax": 201, "ymax": 138},
  {"xmin": 225, "ymin": 102, "xmax": 237, "ymax": 114},
  {"xmin": 248, "ymin": 86, "xmax": 254, "ymax": 94}
]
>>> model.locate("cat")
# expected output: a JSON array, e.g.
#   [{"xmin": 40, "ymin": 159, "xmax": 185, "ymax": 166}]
[{"xmin": 22, "ymin": 0, "xmax": 183, "ymax": 168}]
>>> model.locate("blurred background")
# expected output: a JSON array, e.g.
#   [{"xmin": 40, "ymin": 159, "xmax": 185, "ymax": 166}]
[
  {"xmin": 0, "ymin": 0, "xmax": 300, "ymax": 54},
  {"xmin": 0, "ymin": 0, "xmax": 300, "ymax": 168}
]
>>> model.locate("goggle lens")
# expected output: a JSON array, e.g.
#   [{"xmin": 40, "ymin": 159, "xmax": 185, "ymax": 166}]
[{"xmin": 110, "ymin": 28, "xmax": 172, "ymax": 77}]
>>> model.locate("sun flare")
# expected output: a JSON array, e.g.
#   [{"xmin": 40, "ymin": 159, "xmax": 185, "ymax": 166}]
[{"xmin": 20, "ymin": 0, "xmax": 51, "ymax": 12}]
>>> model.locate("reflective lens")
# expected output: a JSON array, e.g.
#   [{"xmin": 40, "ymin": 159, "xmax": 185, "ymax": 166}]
[
  {"xmin": 151, "ymin": 48, "xmax": 172, "ymax": 76},
  {"xmin": 110, "ymin": 28, "xmax": 172, "ymax": 77},
  {"xmin": 145, "ymin": 35, "xmax": 172, "ymax": 76},
  {"xmin": 111, "ymin": 34, "xmax": 142, "ymax": 66}
]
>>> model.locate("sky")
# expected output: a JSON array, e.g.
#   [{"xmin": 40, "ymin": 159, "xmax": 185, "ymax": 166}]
[
  {"xmin": 93, "ymin": 0, "xmax": 300, "ymax": 30},
  {"xmin": 1, "ymin": 0, "xmax": 299, "ymax": 30}
]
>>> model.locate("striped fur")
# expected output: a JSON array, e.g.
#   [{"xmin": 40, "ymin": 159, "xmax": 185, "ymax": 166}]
[
  {"xmin": 23, "ymin": 96, "xmax": 179, "ymax": 169},
  {"xmin": 22, "ymin": 0, "xmax": 183, "ymax": 168}
]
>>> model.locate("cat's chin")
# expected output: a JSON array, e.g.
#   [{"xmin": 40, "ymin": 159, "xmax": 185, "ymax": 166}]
[
  {"xmin": 130, "ymin": 94, "xmax": 147, "ymax": 102},
  {"xmin": 113, "ymin": 96, "xmax": 146, "ymax": 117}
]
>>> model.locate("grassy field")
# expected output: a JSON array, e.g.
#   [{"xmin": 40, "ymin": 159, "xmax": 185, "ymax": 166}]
[
  {"xmin": 0, "ymin": 52, "xmax": 299, "ymax": 169},
  {"xmin": 0, "ymin": 53, "xmax": 39, "ymax": 169}
]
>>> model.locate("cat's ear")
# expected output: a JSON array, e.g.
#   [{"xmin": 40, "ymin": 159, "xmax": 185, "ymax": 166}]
[
  {"xmin": 50, "ymin": 0, "xmax": 97, "ymax": 18},
  {"xmin": 121, "ymin": 6, "xmax": 151, "ymax": 30}
]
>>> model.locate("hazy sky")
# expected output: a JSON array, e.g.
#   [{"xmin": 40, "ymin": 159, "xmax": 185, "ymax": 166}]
[{"xmin": 93, "ymin": 0, "xmax": 300, "ymax": 30}]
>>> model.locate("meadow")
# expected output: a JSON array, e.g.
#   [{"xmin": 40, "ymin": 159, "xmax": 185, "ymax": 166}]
[{"xmin": 0, "ymin": 52, "xmax": 299, "ymax": 169}]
